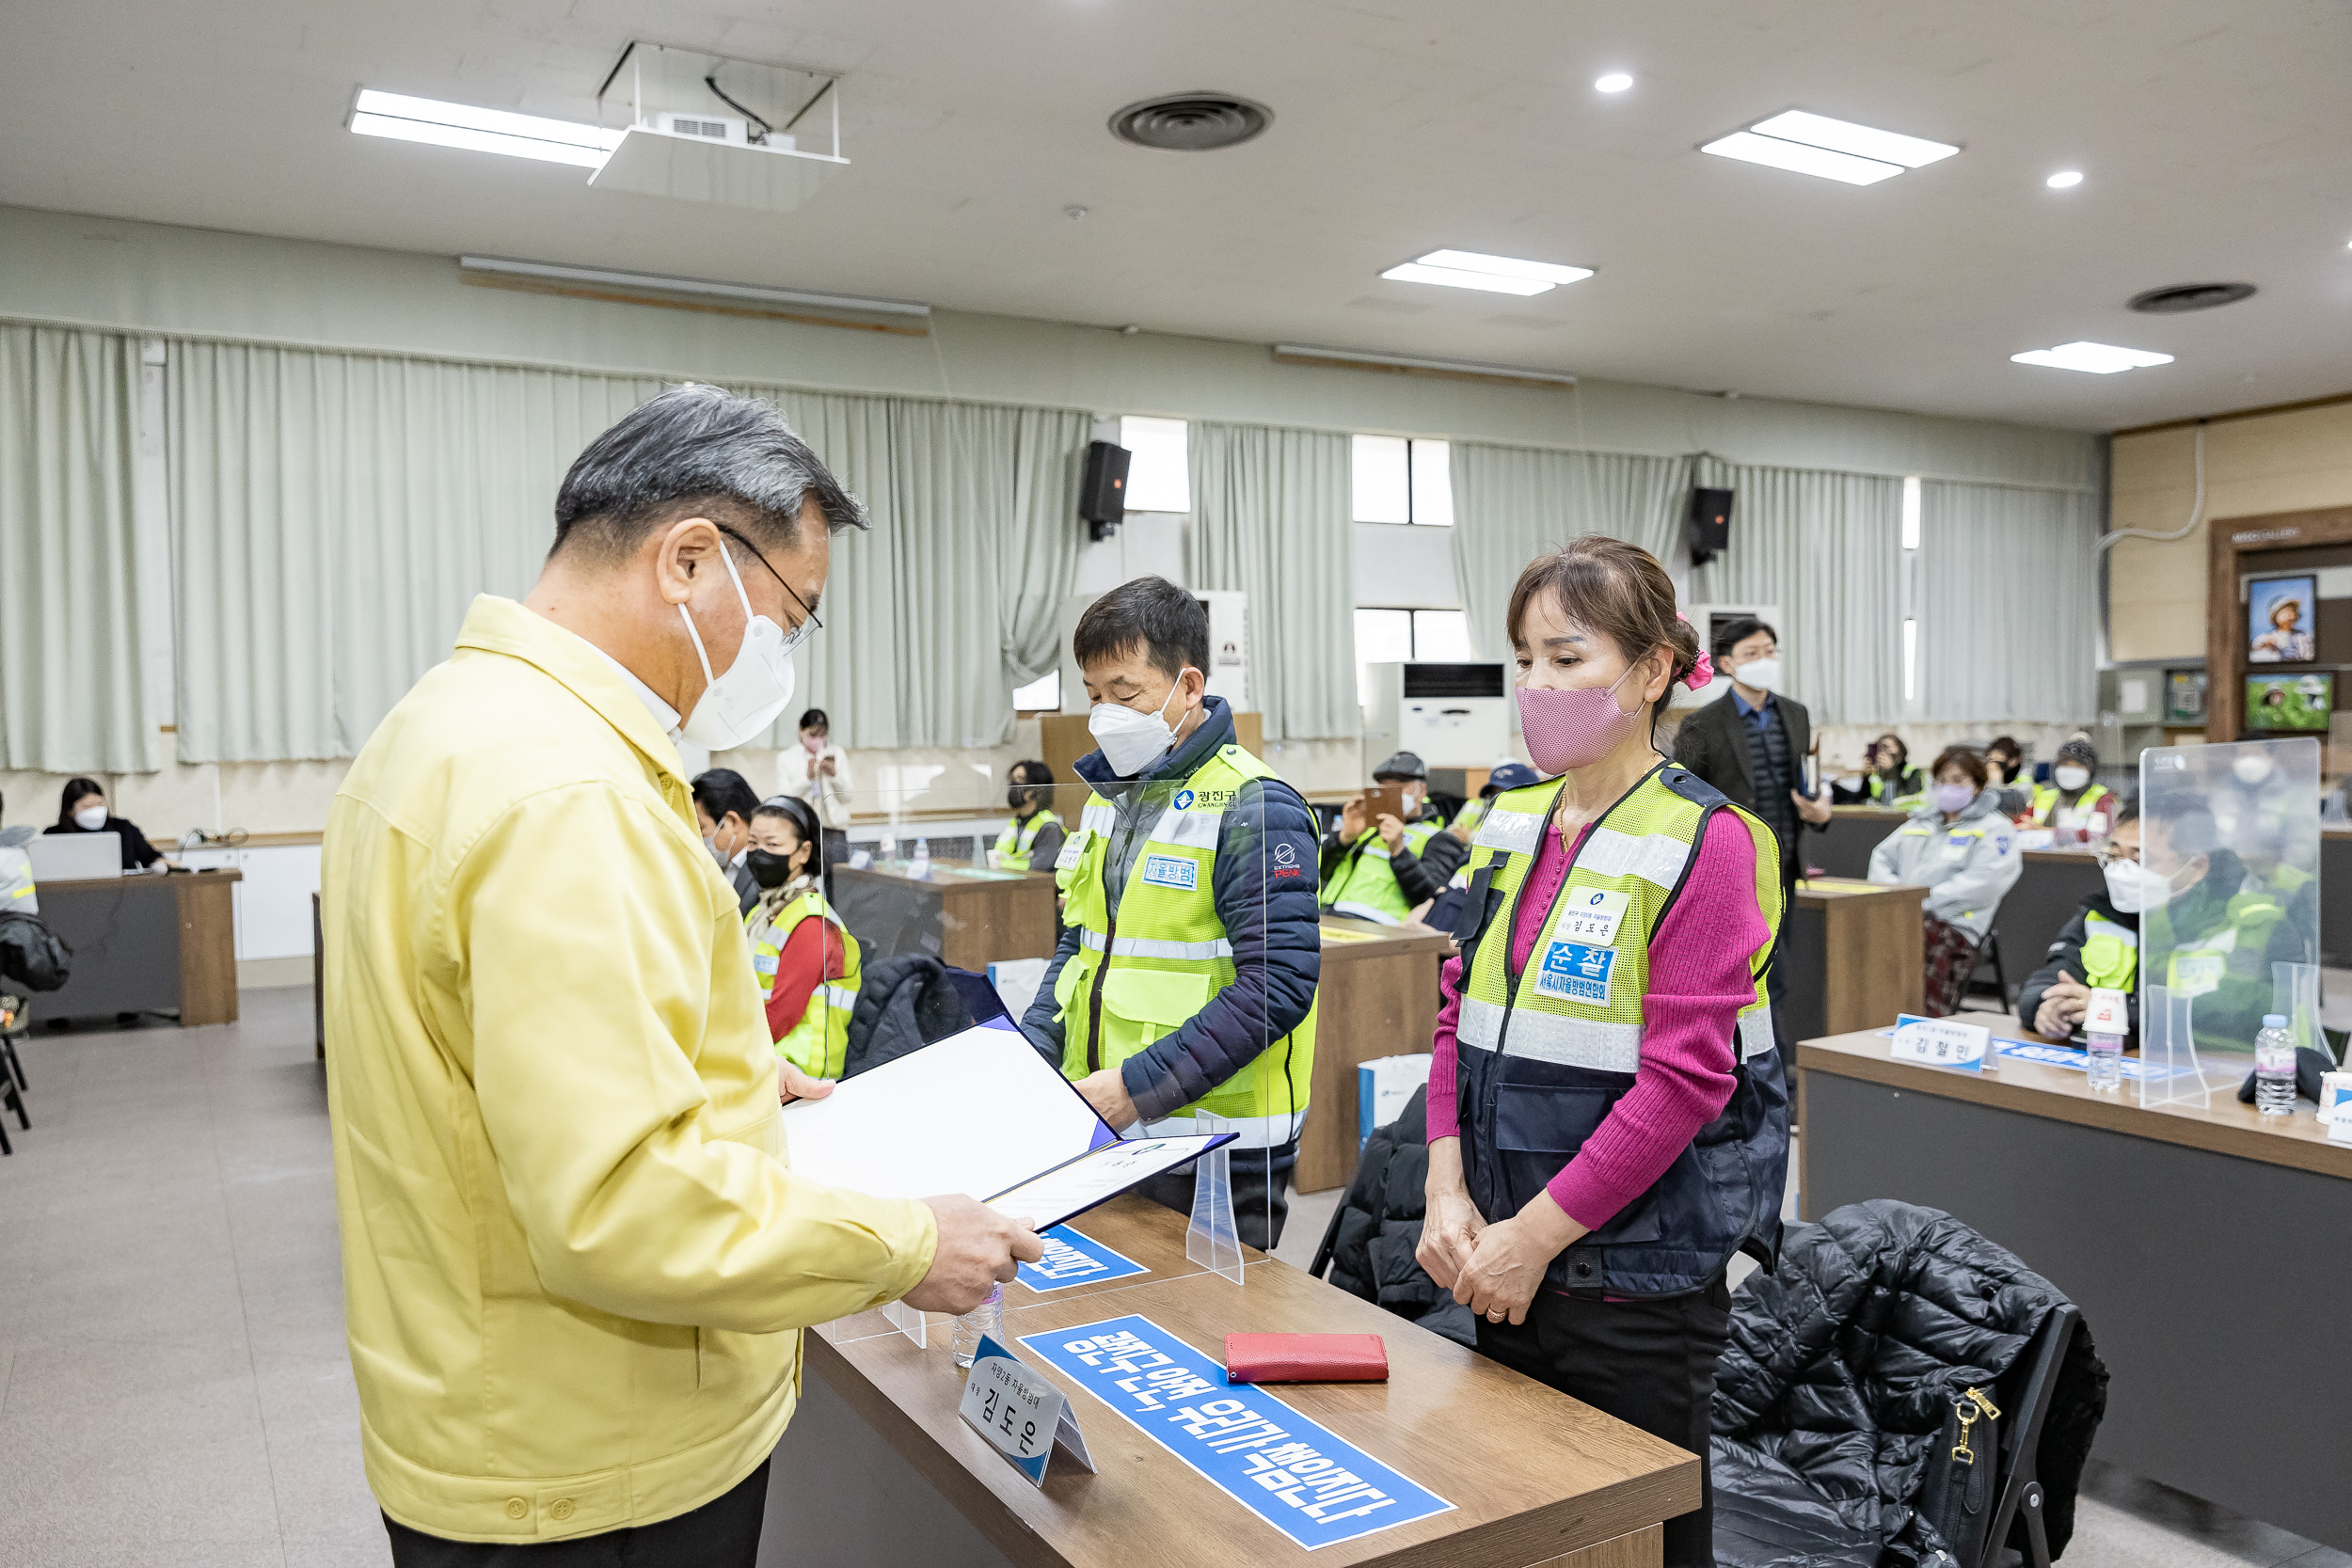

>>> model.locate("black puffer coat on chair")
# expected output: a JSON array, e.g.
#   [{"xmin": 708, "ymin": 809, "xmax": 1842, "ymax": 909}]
[
  {"xmin": 1710, "ymin": 1200, "xmax": 2107, "ymax": 1568},
  {"xmin": 1318, "ymin": 1085, "xmax": 1476, "ymax": 1346}
]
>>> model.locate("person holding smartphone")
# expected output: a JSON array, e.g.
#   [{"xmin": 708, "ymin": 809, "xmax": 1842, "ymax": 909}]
[{"xmin": 1318, "ymin": 751, "xmax": 1466, "ymax": 925}]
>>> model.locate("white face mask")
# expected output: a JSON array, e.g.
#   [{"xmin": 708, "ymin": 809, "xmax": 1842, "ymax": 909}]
[
  {"xmin": 1089, "ymin": 673, "xmax": 1192, "ymax": 777},
  {"xmin": 2054, "ymin": 765, "xmax": 2091, "ymax": 792},
  {"xmin": 678, "ymin": 541, "xmax": 801, "ymax": 751},
  {"xmin": 2103, "ymin": 860, "xmax": 2145, "ymax": 912},
  {"xmin": 74, "ymin": 805, "xmax": 107, "ymax": 832},
  {"xmin": 2233, "ymin": 754, "xmax": 2273, "ymax": 785},
  {"xmin": 1734, "ymin": 656, "xmax": 1781, "ymax": 692}
]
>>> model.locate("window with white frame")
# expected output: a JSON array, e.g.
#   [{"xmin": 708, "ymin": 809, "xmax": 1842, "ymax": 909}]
[
  {"xmin": 1354, "ymin": 607, "xmax": 1473, "ymax": 707},
  {"xmin": 1119, "ymin": 415, "xmax": 1190, "ymax": 514},
  {"xmin": 1351, "ymin": 435, "xmax": 1453, "ymax": 526}
]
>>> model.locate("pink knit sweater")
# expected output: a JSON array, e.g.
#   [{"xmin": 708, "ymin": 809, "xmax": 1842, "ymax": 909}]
[{"xmin": 1426, "ymin": 808, "xmax": 1765, "ymax": 1231}]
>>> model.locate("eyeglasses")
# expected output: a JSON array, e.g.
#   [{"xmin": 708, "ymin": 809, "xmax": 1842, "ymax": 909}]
[
  {"xmin": 2093, "ymin": 844, "xmax": 2140, "ymax": 867},
  {"xmin": 715, "ymin": 524, "xmax": 823, "ymax": 655}
]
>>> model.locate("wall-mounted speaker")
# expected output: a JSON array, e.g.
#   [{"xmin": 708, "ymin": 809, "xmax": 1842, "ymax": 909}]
[
  {"xmin": 1685, "ymin": 486, "xmax": 1734, "ymax": 566},
  {"xmin": 1080, "ymin": 441, "xmax": 1131, "ymax": 540}
]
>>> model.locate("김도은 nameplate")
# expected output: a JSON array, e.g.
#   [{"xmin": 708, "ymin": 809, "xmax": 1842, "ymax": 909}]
[
  {"xmin": 957, "ymin": 1334, "xmax": 1094, "ymax": 1486},
  {"xmin": 1890, "ymin": 1014, "xmax": 1989, "ymax": 1072}
]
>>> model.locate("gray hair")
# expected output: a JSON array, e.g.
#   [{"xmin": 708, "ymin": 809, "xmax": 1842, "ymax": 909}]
[{"xmin": 551, "ymin": 383, "xmax": 866, "ymax": 561}]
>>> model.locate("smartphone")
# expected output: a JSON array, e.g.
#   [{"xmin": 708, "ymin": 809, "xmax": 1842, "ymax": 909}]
[{"xmin": 1361, "ymin": 784, "xmax": 1408, "ymax": 824}]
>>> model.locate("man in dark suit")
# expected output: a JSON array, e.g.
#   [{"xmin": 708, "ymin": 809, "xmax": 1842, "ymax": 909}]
[{"xmin": 1676, "ymin": 617, "xmax": 1835, "ymax": 1050}]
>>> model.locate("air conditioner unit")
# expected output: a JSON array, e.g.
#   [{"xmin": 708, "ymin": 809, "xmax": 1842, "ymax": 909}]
[{"xmin": 1363, "ymin": 662, "xmax": 1510, "ymax": 768}]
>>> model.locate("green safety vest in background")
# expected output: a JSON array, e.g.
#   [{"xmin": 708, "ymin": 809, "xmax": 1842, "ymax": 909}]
[
  {"xmin": 1319, "ymin": 818, "xmax": 1444, "ymax": 924},
  {"xmin": 748, "ymin": 887, "xmax": 862, "ymax": 1079},
  {"xmin": 2030, "ymin": 781, "xmax": 2114, "ymax": 827},
  {"xmin": 1450, "ymin": 797, "xmax": 1491, "ymax": 838},
  {"xmin": 993, "ymin": 809, "xmax": 1063, "ymax": 871},
  {"xmin": 1867, "ymin": 771, "xmax": 1924, "ymax": 810},
  {"xmin": 1454, "ymin": 766, "xmax": 1786, "ymax": 1296},
  {"xmin": 1051, "ymin": 744, "xmax": 1317, "ymax": 1148}
]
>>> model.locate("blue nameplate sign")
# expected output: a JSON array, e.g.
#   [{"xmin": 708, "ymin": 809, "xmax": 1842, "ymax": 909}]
[
  {"xmin": 1017, "ymin": 1227, "xmax": 1150, "ymax": 1293},
  {"xmin": 1022, "ymin": 1313, "xmax": 1454, "ymax": 1549}
]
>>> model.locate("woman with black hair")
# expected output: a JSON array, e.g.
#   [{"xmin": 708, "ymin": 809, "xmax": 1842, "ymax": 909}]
[
  {"xmin": 1832, "ymin": 734, "xmax": 1923, "ymax": 808},
  {"xmin": 45, "ymin": 778, "xmax": 168, "ymax": 869},
  {"xmin": 743, "ymin": 796, "xmax": 861, "ymax": 1078}
]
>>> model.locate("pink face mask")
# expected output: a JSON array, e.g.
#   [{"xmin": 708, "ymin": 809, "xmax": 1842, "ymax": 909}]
[{"xmin": 1518, "ymin": 666, "xmax": 1645, "ymax": 775}]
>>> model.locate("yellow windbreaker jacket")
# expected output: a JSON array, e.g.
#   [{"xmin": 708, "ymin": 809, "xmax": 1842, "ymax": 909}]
[{"xmin": 322, "ymin": 595, "xmax": 936, "ymax": 1544}]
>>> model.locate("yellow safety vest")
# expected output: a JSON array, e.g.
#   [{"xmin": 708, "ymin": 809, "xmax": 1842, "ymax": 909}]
[
  {"xmin": 2078, "ymin": 910, "xmax": 2137, "ymax": 992},
  {"xmin": 1320, "ymin": 818, "xmax": 1444, "ymax": 925},
  {"xmin": 1050, "ymin": 744, "xmax": 1316, "ymax": 1148},
  {"xmin": 748, "ymin": 887, "xmax": 862, "ymax": 1079},
  {"xmin": 1450, "ymin": 797, "xmax": 1491, "ymax": 838},
  {"xmin": 2030, "ymin": 782, "xmax": 2113, "ymax": 828},
  {"xmin": 994, "ymin": 809, "xmax": 1064, "ymax": 872}
]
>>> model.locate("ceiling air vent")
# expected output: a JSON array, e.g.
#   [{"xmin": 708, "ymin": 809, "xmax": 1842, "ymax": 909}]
[
  {"xmin": 2128, "ymin": 282, "xmax": 2256, "ymax": 314},
  {"xmin": 1109, "ymin": 93, "xmax": 1271, "ymax": 151}
]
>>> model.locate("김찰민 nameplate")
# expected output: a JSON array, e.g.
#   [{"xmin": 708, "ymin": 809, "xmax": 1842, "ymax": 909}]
[
  {"xmin": 1890, "ymin": 1013, "xmax": 1988, "ymax": 1071},
  {"xmin": 1024, "ymin": 1314, "xmax": 1452, "ymax": 1549}
]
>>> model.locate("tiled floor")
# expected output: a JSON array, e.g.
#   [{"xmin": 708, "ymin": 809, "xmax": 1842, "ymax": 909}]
[{"xmin": 0, "ymin": 990, "xmax": 2342, "ymax": 1567}]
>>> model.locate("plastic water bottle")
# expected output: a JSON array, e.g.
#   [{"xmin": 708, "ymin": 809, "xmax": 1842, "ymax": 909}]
[
  {"xmin": 950, "ymin": 1284, "xmax": 1004, "ymax": 1369},
  {"xmin": 879, "ymin": 832, "xmax": 897, "ymax": 863},
  {"xmin": 2085, "ymin": 1030, "xmax": 2122, "ymax": 1093},
  {"xmin": 2255, "ymin": 1014, "xmax": 2296, "ymax": 1117},
  {"xmin": 911, "ymin": 836, "xmax": 931, "ymax": 879}
]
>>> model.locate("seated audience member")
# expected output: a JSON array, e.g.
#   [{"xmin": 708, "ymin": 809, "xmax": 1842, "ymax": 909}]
[
  {"xmin": 691, "ymin": 768, "xmax": 764, "ymax": 914},
  {"xmin": 1834, "ymin": 734, "xmax": 1923, "ymax": 808},
  {"xmin": 46, "ymin": 778, "xmax": 168, "ymax": 869},
  {"xmin": 1448, "ymin": 760, "xmax": 1540, "ymax": 845},
  {"xmin": 1868, "ymin": 746, "xmax": 2024, "ymax": 1016},
  {"xmin": 2022, "ymin": 802, "xmax": 2141, "ymax": 1044},
  {"xmin": 1320, "ymin": 750, "xmax": 1467, "ymax": 924},
  {"xmin": 1983, "ymin": 736, "xmax": 2031, "ymax": 818},
  {"xmin": 995, "ymin": 761, "xmax": 1067, "ymax": 871},
  {"xmin": 743, "ymin": 798, "xmax": 861, "ymax": 1078},
  {"xmin": 778, "ymin": 707, "xmax": 853, "ymax": 830},
  {"xmin": 2134, "ymin": 792, "xmax": 2319, "ymax": 1053},
  {"xmin": 1, "ymin": 791, "xmax": 36, "ymax": 914},
  {"xmin": 2030, "ymin": 736, "xmax": 2115, "ymax": 832}
]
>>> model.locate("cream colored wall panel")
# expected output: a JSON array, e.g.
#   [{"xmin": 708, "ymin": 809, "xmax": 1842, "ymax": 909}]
[{"xmin": 2110, "ymin": 594, "xmax": 2206, "ymax": 662}]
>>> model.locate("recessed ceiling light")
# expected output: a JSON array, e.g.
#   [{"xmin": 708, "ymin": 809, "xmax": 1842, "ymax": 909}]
[
  {"xmin": 2010, "ymin": 341, "xmax": 2173, "ymax": 374},
  {"xmin": 1595, "ymin": 72, "xmax": 1633, "ymax": 93},
  {"xmin": 349, "ymin": 89, "xmax": 621, "ymax": 167},
  {"xmin": 2046, "ymin": 169, "xmax": 2084, "ymax": 189},
  {"xmin": 1379, "ymin": 248, "xmax": 1595, "ymax": 295},
  {"xmin": 1701, "ymin": 109, "xmax": 1958, "ymax": 185}
]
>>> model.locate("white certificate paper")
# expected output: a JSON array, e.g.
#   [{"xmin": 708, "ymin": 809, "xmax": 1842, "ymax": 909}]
[{"xmin": 986, "ymin": 1134, "xmax": 1233, "ymax": 1229}]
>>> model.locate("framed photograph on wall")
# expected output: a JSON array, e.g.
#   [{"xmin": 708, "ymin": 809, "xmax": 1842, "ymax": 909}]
[{"xmin": 2248, "ymin": 576, "xmax": 2318, "ymax": 663}]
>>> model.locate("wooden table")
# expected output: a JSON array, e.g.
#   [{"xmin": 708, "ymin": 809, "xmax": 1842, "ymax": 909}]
[
  {"xmin": 765, "ymin": 1196, "xmax": 1692, "ymax": 1568},
  {"xmin": 833, "ymin": 863, "xmax": 1061, "ymax": 973},
  {"xmin": 1777, "ymin": 879, "xmax": 1924, "ymax": 1041},
  {"xmin": 33, "ymin": 869, "xmax": 241, "ymax": 1026},
  {"xmin": 1297, "ymin": 917, "xmax": 1455, "ymax": 1194},
  {"xmin": 1796, "ymin": 1029, "xmax": 2352, "ymax": 1553}
]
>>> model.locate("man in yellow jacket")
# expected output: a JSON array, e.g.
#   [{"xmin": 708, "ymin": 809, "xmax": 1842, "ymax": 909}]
[{"xmin": 323, "ymin": 385, "xmax": 1040, "ymax": 1564}]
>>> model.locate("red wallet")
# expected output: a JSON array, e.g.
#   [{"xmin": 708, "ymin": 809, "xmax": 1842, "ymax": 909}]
[{"xmin": 1223, "ymin": 1332, "xmax": 1389, "ymax": 1384}]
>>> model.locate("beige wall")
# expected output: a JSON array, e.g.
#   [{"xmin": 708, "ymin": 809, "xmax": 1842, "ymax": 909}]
[{"xmin": 2108, "ymin": 400, "xmax": 2352, "ymax": 661}]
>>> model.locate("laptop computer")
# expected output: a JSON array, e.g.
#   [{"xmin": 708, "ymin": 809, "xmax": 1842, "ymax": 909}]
[{"xmin": 27, "ymin": 832, "xmax": 122, "ymax": 882}]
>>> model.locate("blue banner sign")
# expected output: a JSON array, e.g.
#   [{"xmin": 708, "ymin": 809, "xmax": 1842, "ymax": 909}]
[
  {"xmin": 1016, "ymin": 1226, "xmax": 1150, "ymax": 1293},
  {"xmin": 1023, "ymin": 1313, "xmax": 1453, "ymax": 1550},
  {"xmin": 1875, "ymin": 1029, "xmax": 2201, "ymax": 1083}
]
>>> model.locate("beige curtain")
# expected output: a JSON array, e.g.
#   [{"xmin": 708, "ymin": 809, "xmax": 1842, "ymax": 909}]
[{"xmin": 1917, "ymin": 481, "xmax": 2100, "ymax": 723}]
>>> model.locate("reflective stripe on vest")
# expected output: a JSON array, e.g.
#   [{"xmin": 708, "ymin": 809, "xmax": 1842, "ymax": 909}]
[
  {"xmin": 994, "ymin": 809, "xmax": 1063, "ymax": 871},
  {"xmin": 751, "ymin": 888, "xmax": 863, "ymax": 1080},
  {"xmin": 2031, "ymin": 782, "xmax": 2112, "ymax": 827},
  {"xmin": 1051, "ymin": 744, "xmax": 1317, "ymax": 1134}
]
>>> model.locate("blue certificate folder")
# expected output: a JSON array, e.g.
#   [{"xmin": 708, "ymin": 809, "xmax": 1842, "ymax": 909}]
[{"xmin": 1024, "ymin": 1313, "xmax": 1453, "ymax": 1549}]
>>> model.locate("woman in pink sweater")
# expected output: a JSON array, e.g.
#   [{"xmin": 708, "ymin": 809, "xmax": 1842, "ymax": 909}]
[{"xmin": 1417, "ymin": 537, "xmax": 1786, "ymax": 1568}]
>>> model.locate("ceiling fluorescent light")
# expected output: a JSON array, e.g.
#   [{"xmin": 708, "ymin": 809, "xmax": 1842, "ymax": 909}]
[
  {"xmin": 1274, "ymin": 344, "xmax": 1577, "ymax": 388},
  {"xmin": 350, "ymin": 89, "xmax": 622, "ymax": 168},
  {"xmin": 2010, "ymin": 341, "xmax": 2173, "ymax": 374},
  {"xmin": 1700, "ymin": 131, "xmax": 1901, "ymax": 185},
  {"xmin": 457, "ymin": 256, "xmax": 930, "ymax": 317},
  {"xmin": 1380, "ymin": 248, "xmax": 1594, "ymax": 295},
  {"xmin": 1746, "ymin": 110, "xmax": 1957, "ymax": 169}
]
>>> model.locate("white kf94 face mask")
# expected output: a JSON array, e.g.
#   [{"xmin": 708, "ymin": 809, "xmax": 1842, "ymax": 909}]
[
  {"xmin": 1089, "ymin": 673, "xmax": 1194, "ymax": 777},
  {"xmin": 678, "ymin": 541, "xmax": 801, "ymax": 751},
  {"xmin": 1734, "ymin": 656, "xmax": 1781, "ymax": 692}
]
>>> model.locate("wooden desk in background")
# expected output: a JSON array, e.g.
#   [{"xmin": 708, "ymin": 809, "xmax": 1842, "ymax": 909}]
[
  {"xmin": 35, "ymin": 869, "xmax": 242, "ymax": 1026},
  {"xmin": 1797, "ymin": 1030, "xmax": 2352, "ymax": 1554},
  {"xmin": 1777, "ymin": 879, "xmax": 1924, "ymax": 1041},
  {"xmin": 766, "ymin": 1196, "xmax": 1692, "ymax": 1568},
  {"xmin": 1298, "ymin": 916, "xmax": 1454, "ymax": 1194},
  {"xmin": 832, "ymin": 863, "xmax": 1061, "ymax": 972}
]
